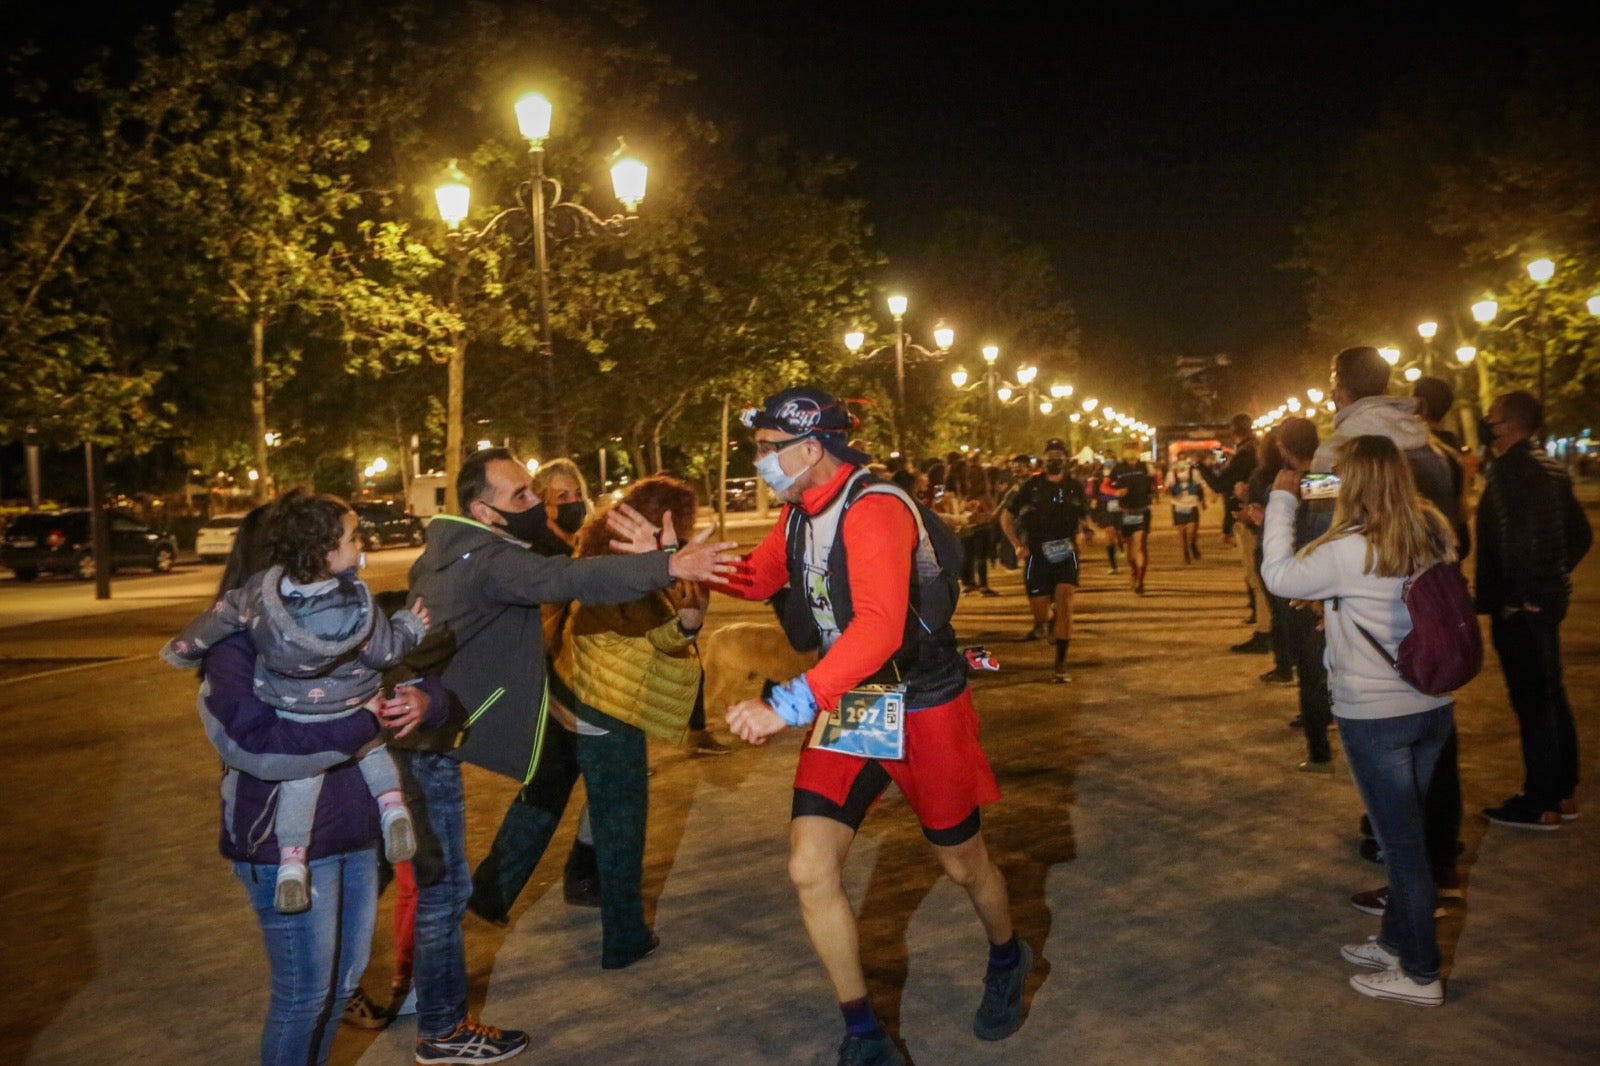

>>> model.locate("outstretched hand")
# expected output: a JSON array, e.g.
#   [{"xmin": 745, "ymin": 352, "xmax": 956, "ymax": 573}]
[
  {"xmin": 606, "ymin": 503, "xmax": 660, "ymax": 555},
  {"xmin": 667, "ymin": 525, "xmax": 741, "ymax": 583},
  {"xmin": 409, "ymin": 596, "xmax": 430, "ymax": 632}
]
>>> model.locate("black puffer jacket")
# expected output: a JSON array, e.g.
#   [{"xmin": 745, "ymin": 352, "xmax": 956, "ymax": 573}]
[{"xmin": 1475, "ymin": 441, "xmax": 1592, "ymax": 618}]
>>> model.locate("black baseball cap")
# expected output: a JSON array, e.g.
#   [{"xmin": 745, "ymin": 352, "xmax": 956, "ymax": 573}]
[
  {"xmin": 744, "ymin": 386, "xmax": 873, "ymax": 466},
  {"xmin": 1043, "ymin": 438, "xmax": 1069, "ymax": 453}
]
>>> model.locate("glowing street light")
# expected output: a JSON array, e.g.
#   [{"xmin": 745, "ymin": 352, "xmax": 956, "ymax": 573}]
[
  {"xmin": 514, "ymin": 92, "xmax": 554, "ymax": 141},
  {"xmin": 1306, "ymin": 388, "xmax": 1324, "ymax": 404},
  {"xmin": 997, "ymin": 386, "xmax": 1014, "ymax": 402},
  {"xmin": 887, "ymin": 294, "xmax": 909, "ymax": 318},
  {"xmin": 1403, "ymin": 366, "xmax": 1423, "ymax": 383},
  {"xmin": 434, "ymin": 162, "xmax": 471, "ymax": 229},
  {"xmin": 1082, "ymin": 397, "xmax": 1099, "ymax": 412},
  {"xmin": 932, "ymin": 321, "xmax": 955, "ymax": 351},
  {"xmin": 1016, "ymin": 365, "xmax": 1038, "ymax": 385},
  {"xmin": 950, "ymin": 368, "xmax": 970, "ymax": 388},
  {"xmin": 1471, "ymin": 296, "xmax": 1498, "ymax": 324},
  {"xmin": 1378, "ymin": 346, "xmax": 1401, "ymax": 366},
  {"xmin": 982, "ymin": 345, "xmax": 999, "ymax": 365},
  {"xmin": 1417, "ymin": 321, "xmax": 1438, "ymax": 340},
  {"xmin": 1455, "ymin": 346, "xmax": 1477, "ymax": 365},
  {"xmin": 844, "ymin": 330, "xmax": 866, "ymax": 353},
  {"xmin": 1526, "ymin": 257, "xmax": 1555, "ymax": 285},
  {"xmin": 1039, "ymin": 400, "xmax": 1054, "ymax": 415}
]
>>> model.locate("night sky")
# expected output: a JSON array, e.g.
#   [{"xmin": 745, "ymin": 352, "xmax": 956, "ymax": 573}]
[
  {"xmin": 640, "ymin": 3, "xmax": 1512, "ymax": 395},
  {"xmin": 7, "ymin": 1, "xmax": 1549, "ymax": 412}
]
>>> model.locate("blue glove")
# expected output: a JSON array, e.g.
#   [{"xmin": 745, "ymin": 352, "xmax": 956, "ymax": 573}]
[{"xmin": 768, "ymin": 674, "xmax": 819, "ymax": 727}]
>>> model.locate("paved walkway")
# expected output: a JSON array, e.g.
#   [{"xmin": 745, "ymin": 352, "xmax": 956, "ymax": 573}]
[{"xmin": 4, "ymin": 505, "xmax": 1597, "ymax": 1065}]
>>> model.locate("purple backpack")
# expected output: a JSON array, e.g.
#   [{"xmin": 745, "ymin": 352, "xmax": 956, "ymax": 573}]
[{"xmin": 1353, "ymin": 562, "xmax": 1483, "ymax": 696}]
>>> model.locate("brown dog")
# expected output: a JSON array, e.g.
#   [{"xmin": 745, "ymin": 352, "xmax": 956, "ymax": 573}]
[{"xmin": 699, "ymin": 621, "xmax": 818, "ymax": 717}]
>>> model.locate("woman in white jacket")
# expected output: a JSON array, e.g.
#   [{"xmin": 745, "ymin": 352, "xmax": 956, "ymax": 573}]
[{"xmin": 1260, "ymin": 434, "xmax": 1456, "ymax": 1008}]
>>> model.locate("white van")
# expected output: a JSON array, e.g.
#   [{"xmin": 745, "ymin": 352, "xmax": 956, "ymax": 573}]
[{"xmin": 408, "ymin": 473, "xmax": 449, "ymax": 519}]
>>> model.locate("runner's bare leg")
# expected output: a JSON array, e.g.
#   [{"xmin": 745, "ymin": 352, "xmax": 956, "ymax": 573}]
[{"xmin": 790, "ymin": 816, "xmax": 867, "ymax": 1001}]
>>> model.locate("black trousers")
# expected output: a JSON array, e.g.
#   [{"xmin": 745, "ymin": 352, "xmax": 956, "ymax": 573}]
[{"xmin": 1285, "ymin": 605, "xmax": 1332, "ymax": 762}]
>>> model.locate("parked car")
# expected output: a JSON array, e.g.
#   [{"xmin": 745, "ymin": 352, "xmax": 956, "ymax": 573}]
[
  {"xmin": 722, "ymin": 477, "xmax": 759, "ymax": 511},
  {"xmin": 195, "ymin": 512, "xmax": 251, "ymax": 564},
  {"xmin": 1, "ymin": 509, "xmax": 178, "ymax": 581},
  {"xmin": 354, "ymin": 502, "xmax": 426, "ymax": 549}
]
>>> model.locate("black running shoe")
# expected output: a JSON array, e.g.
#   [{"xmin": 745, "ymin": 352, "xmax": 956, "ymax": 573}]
[
  {"xmin": 973, "ymin": 940, "xmax": 1033, "ymax": 1040},
  {"xmin": 837, "ymin": 1032, "xmax": 904, "ymax": 1066}
]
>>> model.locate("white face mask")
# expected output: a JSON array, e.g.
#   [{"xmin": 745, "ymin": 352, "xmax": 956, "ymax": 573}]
[{"xmin": 755, "ymin": 445, "xmax": 814, "ymax": 496}]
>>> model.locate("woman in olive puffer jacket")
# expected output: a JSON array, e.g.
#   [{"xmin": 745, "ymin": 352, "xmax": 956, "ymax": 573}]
[{"xmin": 544, "ymin": 476, "xmax": 707, "ymax": 969}]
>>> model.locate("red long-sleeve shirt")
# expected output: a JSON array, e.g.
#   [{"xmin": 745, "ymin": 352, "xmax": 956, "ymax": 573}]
[{"xmin": 737, "ymin": 464, "xmax": 914, "ymax": 715}]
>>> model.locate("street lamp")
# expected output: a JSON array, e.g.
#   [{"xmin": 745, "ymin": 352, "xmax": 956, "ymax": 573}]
[
  {"xmin": 1403, "ymin": 366, "xmax": 1423, "ymax": 383},
  {"xmin": 1378, "ymin": 346, "xmax": 1401, "ymax": 366},
  {"xmin": 433, "ymin": 99, "xmax": 646, "ymax": 486},
  {"xmin": 1525, "ymin": 257, "xmax": 1558, "ymax": 403},
  {"xmin": 1471, "ymin": 296, "xmax": 1498, "ymax": 325},
  {"xmin": 950, "ymin": 368, "xmax": 969, "ymax": 388},
  {"xmin": 982, "ymin": 344, "xmax": 1000, "ymax": 451},
  {"xmin": 1455, "ymin": 346, "xmax": 1477, "ymax": 365},
  {"xmin": 1417, "ymin": 320, "xmax": 1438, "ymax": 375},
  {"xmin": 846, "ymin": 294, "xmax": 951, "ymax": 448}
]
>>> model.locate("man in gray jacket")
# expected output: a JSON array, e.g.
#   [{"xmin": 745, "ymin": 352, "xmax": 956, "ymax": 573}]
[{"xmin": 399, "ymin": 447, "xmax": 734, "ymax": 1064}]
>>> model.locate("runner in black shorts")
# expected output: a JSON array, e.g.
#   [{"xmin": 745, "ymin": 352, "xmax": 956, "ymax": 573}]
[
  {"xmin": 1108, "ymin": 447, "xmax": 1157, "ymax": 594},
  {"xmin": 1001, "ymin": 438, "xmax": 1092, "ymax": 682}
]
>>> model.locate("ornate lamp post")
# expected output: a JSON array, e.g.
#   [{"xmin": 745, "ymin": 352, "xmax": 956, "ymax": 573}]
[
  {"xmin": 433, "ymin": 95, "xmax": 645, "ymax": 494},
  {"xmin": 845, "ymin": 294, "xmax": 951, "ymax": 448}
]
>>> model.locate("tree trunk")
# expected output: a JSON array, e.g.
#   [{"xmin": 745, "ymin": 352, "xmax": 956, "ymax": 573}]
[
  {"xmin": 445, "ymin": 331, "xmax": 466, "ymax": 514},
  {"xmin": 250, "ymin": 314, "xmax": 270, "ymax": 503},
  {"xmin": 648, "ymin": 392, "xmax": 690, "ymax": 476},
  {"xmin": 394, "ymin": 414, "xmax": 412, "ymax": 503}
]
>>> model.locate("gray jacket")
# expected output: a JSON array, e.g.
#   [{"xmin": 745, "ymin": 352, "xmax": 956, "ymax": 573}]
[
  {"xmin": 162, "ymin": 565, "xmax": 426, "ymax": 715},
  {"xmin": 403, "ymin": 513, "xmax": 672, "ymax": 782}
]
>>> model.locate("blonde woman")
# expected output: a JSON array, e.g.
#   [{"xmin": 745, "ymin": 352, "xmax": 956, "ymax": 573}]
[{"xmin": 1260, "ymin": 435, "xmax": 1456, "ymax": 1008}]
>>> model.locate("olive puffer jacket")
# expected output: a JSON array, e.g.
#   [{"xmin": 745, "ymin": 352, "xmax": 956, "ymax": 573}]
[{"xmin": 547, "ymin": 590, "xmax": 701, "ymax": 743}]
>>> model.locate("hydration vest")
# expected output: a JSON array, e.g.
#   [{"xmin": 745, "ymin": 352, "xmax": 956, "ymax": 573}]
[{"xmin": 779, "ymin": 470, "xmax": 967, "ymax": 709}]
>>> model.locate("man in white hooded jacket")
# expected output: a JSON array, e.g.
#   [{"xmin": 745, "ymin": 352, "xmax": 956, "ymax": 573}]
[
  {"xmin": 1308, "ymin": 346, "xmax": 1465, "ymax": 913},
  {"xmin": 1312, "ymin": 346, "xmax": 1456, "ymax": 516}
]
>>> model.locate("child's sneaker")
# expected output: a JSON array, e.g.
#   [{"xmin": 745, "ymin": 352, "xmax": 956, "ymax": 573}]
[
  {"xmin": 382, "ymin": 806, "xmax": 417, "ymax": 863},
  {"xmin": 275, "ymin": 862, "xmax": 310, "ymax": 914}
]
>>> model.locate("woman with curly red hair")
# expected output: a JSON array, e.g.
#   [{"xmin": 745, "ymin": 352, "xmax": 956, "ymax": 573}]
[{"xmin": 469, "ymin": 475, "xmax": 707, "ymax": 968}]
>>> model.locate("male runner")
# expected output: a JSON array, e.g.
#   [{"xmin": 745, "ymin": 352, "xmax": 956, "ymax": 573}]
[
  {"xmin": 1108, "ymin": 445, "xmax": 1157, "ymax": 594},
  {"xmin": 722, "ymin": 386, "xmax": 1030, "ymax": 1066},
  {"xmin": 1001, "ymin": 437, "xmax": 1093, "ymax": 682}
]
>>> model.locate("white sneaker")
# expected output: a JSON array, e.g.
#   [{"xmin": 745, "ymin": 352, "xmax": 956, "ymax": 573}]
[
  {"xmin": 381, "ymin": 806, "xmax": 417, "ymax": 863},
  {"xmin": 1349, "ymin": 968, "xmax": 1443, "ymax": 1006},
  {"xmin": 1340, "ymin": 936, "xmax": 1399, "ymax": 971}
]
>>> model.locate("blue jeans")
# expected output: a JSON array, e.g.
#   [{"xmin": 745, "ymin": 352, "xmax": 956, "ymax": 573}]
[
  {"xmin": 234, "ymin": 847, "xmax": 378, "ymax": 1066},
  {"xmin": 1337, "ymin": 704, "xmax": 1453, "ymax": 982},
  {"xmin": 399, "ymin": 751, "xmax": 471, "ymax": 1040}
]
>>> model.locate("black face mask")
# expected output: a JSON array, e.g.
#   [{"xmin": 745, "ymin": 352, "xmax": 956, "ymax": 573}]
[
  {"xmin": 1044, "ymin": 459, "xmax": 1065, "ymax": 474},
  {"xmin": 1477, "ymin": 417, "xmax": 1498, "ymax": 445},
  {"xmin": 488, "ymin": 502, "xmax": 551, "ymax": 545},
  {"xmin": 554, "ymin": 500, "xmax": 587, "ymax": 535}
]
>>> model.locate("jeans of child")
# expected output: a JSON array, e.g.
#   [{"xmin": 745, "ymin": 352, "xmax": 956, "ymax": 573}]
[
  {"xmin": 399, "ymin": 751, "xmax": 472, "ymax": 1040},
  {"xmin": 1337, "ymin": 704, "xmax": 1453, "ymax": 982},
  {"xmin": 234, "ymin": 846, "xmax": 378, "ymax": 1066}
]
